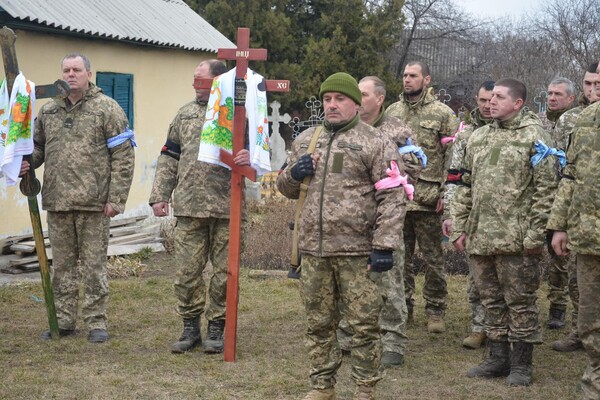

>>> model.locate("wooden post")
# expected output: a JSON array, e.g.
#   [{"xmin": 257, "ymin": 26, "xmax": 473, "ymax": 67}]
[
  {"xmin": 194, "ymin": 27, "xmax": 290, "ymax": 361},
  {"xmin": 0, "ymin": 26, "xmax": 69, "ymax": 339}
]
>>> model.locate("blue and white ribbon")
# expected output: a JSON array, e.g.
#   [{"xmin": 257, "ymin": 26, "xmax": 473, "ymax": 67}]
[
  {"xmin": 107, "ymin": 127, "xmax": 137, "ymax": 149},
  {"xmin": 531, "ymin": 139, "xmax": 565, "ymax": 168},
  {"xmin": 399, "ymin": 138, "xmax": 427, "ymax": 168}
]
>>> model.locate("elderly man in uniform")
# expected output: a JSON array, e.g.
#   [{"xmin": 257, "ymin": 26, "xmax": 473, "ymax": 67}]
[
  {"xmin": 277, "ymin": 72, "xmax": 407, "ymax": 400},
  {"xmin": 548, "ymin": 61, "xmax": 600, "ymax": 399},
  {"xmin": 149, "ymin": 59, "xmax": 250, "ymax": 354},
  {"xmin": 386, "ymin": 61, "xmax": 459, "ymax": 333},
  {"xmin": 452, "ymin": 78, "xmax": 557, "ymax": 386},
  {"xmin": 443, "ymin": 80, "xmax": 495, "ymax": 349},
  {"xmin": 21, "ymin": 53, "xmax": 135, "ymax": 343}
]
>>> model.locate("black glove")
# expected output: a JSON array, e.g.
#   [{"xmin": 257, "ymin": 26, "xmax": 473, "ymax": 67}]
[
  {"xmin": 291, "ymin": 154, "xmax": 315, "ymax": 181},
  {"xmin": 368, "ymin": 250, "xmax": 394, "ymax": 273}
]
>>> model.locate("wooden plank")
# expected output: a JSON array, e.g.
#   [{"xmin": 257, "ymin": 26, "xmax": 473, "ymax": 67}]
[
  {"xmin": 9, "ymin": 243, "xmax": 36, "ymax": 253},
  {"xmin": 9, "ymin": 255, "xmax": 39, "ymax": 267},
  {"xmin": 109, "ymin": 217, "xmax": 139, "ymax": 228},
  {"xmin": 1, "ymin": 265, "xmax": 30, "ymax": 274},
  {"xmin": 107, "ymin": 242, "xmax": 164, "ymax": 257},
  {"xmin": 108, "ymin": 233, "xmax": 156, "ymax": 246},
  {"xmin": 109, "ymin": 225, "xmax": 140, "ymax": 237},
  {"xmin": 17, "ymin": 262, "xmax": 40, "ymax": 272}
]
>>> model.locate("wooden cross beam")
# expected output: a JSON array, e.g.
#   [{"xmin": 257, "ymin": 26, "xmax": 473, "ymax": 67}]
[
  {"xmin": 194, "ymin": 27, "xmax": 290, "ymax": 362},
  {"xmin": 0, "ymin": 26, "xmax": 69, "ymax": 339}
]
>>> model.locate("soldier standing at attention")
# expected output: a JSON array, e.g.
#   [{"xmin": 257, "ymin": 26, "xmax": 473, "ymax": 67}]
[
  {"xmin": 549, "ymin": 60, "xmax": 600, "ymax": 400},
  {"xmin": 386, "ymin": 61, "xmax": 459, "ymax": 333},
  {"xmin": 149, "ymin": 60, "xmax": 250, "ymax": 354},
  {"xmin": 20, "ymin": 53, "xmax": 135, "ymax": 343},
  {"xmin": 551, "ymin": 62, "xmax": 600, "ymax": 353},
  {"xmin": 442, "ymin": 80, "xmax": 495, "ymax": 349},
  {"xmin": 543, "ymin": 77, "xmax": 576, "ymax": 331},
  {"xmin": 452, "ymin": 78, "xmax": 557, "ymax": 386},
  {"xmin": 277, "ymin": 72, "xmax": 407, "ymax": 400}
]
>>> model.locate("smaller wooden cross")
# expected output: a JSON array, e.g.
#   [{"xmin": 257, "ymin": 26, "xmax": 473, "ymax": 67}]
[{"xmin": 194, "ymin": 27, "xmax": 290, "ymax": 362}]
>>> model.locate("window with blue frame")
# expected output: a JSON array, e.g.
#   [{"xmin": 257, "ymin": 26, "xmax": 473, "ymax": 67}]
[{"xmin": 96, "ymin": 72, "xmax": 134, "ymax": 129}]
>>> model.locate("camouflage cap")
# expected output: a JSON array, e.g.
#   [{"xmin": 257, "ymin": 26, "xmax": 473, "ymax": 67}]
[{"xmin": 319, "ymin": 72, "xmax": 362, "ymax": 105}]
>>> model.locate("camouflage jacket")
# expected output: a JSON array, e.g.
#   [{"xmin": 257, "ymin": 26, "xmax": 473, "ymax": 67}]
[
  {"xmin": 149, "ymin": 100, "xmax": 233, "ymax": 219},
  {"xmin": 443, "ymin": 108, "xmax": 493, "ymax": 219},
  {"xmin": 554, "ymin": 106, "xmax": 585, "ymax": 151},
  {"xmin": 32, "ymin": 84, "xmax": 135, "ymax": 213},
  {"xmin": 450, "ymin": 109, "xmax": 558, "ymax": 255},
  {"xmin": 385, "ymin": 87, "xmax": 459, "ymax": 212},
  {"xmin": 547, "ymin": 102, "xmax": 600, "ymax": 255},
  {"xmin": 276, "ymin": 114, "xmax": 405, "ymax": 257},
  {"xmin": 543, "ymin": 107, "xmax": 571, "ymax": 149},
  {"xmin": 372, "ymin": 107, "xmax": 421, "ymax": 184}
]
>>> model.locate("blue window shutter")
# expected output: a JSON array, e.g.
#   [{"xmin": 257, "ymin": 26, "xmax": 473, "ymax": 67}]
[{"xmin": 96, "ymin": 72, "xmax": 134, "ymax": 129}]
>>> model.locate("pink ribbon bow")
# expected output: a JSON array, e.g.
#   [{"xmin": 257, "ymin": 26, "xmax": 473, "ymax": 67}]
[
  {"xmin": 440, "ymin": 121, "xmax": 467, "ymax": 145},
  {"xmin": 374, "ymin": 161, "xmax": 414, "ymax": 200}
]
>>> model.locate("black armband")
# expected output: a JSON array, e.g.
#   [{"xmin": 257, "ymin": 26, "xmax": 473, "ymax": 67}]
[{"xmin": 160, "ymin": 139, "xmax": 181, "ymax": 160}]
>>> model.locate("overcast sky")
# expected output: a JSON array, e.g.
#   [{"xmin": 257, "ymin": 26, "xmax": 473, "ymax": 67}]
[{"xmin": 453, "ymin": 0, "xmax": 544, "ymax": 19}]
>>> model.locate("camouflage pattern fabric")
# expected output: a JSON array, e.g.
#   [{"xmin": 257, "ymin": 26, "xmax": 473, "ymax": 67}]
[
  {"xmin": 553, "ymin": 106, "xmax": 584, "ymax": 151},
  {"xmin": 277, "ymin": 115, "xmax": 405, "ymax": 257},
  {"xmin": 547, "ymin": 240, "xmax": 570, "ymax": 311},
  {"xmin": 301, "ymin": 254, "xmax": 383, "ymax": 388},
  {"xmin": 470, "ymin": 254, "xmax": 542, "ymax": 343},
  {"xmin": 576, "ymin": 255, "xmax": 600, "ymax": 399},
  {"xmin": 173, "ymin": 217, "xmax": 229, "ymax": 320},
  {"xmin": 149, "ymin": 99, "xmax": 234, "ymax": 219},
  {"xmin": 467, "ymin": 260, "xmax": 485, "ymax": 333},
  {"xmin": 451, "ymin": 109, "xmax": 558, "ymax": 254},
  {"xmin": 385, "ymin": 87, "xmax": 459, "ymax": 213},
  {"xmin": 567, "ymin": 255, "xmax": 580, "ymax": 335},
  {"xmin": 404, "ymin": 211, "xmax": 447, "ymax": 315},
  {"xmin": 33, "ymin": 83, "xmax": 135, "ymax": 214},
  {"xmin": 338, "ymin": 242, "xmax": 409, "ymax": 355},
  {"xmin": 47, "ymin": 211, "xmax": 110, "ymax": 331}
]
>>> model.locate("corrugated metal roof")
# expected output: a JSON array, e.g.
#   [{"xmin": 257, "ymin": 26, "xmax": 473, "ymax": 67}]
[{"xmin": 0, "ymin": 0, "xmax": 235, "ymax": 51}]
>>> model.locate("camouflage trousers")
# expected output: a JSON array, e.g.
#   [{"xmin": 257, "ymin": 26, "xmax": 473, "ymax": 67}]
[
  {"xmin": 470, "ymin": 254, "xmax": 542, "ymax": 343},
  {"xmin": 546, "ymin": 236, "xmax": 570, "ymax": 310},
  {"xmin": 466, "ymin": 257, "xmax": 485, "ymax": 333},
  {"xmin": 173, "ymin": 217, "xmax": 229, "ymax": 321},
  {"xmin": 47, "ymin": 211, "xmax": 110, "ymax": 331},
  {"xmin": 567, "ymin": 255, "xmax": 580, "ymax": 335},
  {"xmin": 404, "ymin": 211, "xmax": 447, "ymax": 315},
  {"xmin": 577, "ymin": 255, "xmax": 600, "ymax": 400},
  {"xmin": 338, "ymin": 243, "xmax": 408, "ymax": 355},
  {"xmin": 301, "ymin": 254, "xmax": 382, "ymax": 389}
]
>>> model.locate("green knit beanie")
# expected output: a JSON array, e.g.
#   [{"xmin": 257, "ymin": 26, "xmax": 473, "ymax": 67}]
[{"xmin": 319, "ymin": 72, "xmax": 362, "ymax": 105}]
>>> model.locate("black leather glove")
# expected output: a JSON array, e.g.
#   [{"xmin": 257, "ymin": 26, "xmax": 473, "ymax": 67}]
[
  {"xmin": 291, "ymin": 154, "xmax": 315, "ymax": 181},
  {"xmin": 368, "ymin": 250, "xmax": 394, "ymax": 273}
]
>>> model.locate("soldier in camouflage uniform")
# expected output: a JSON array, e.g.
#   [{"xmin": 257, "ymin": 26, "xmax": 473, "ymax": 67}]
[
  {"xmin": 542, "ymin": 77, "xmax": 576, "ymax": 330},
  {"xmin": 21, "ymin": 53, "xmax": 135, "ymax": 343},
  {"xmin": 337, "ymin": 76, "xmax": 421, "ymax": 368},
  {"xmin": 548, "ymin": 63, "xmax": 600, "ymax": 399},
  {"xmin": 451, "ymin": 79, "xmax": 557, "ymax": 386},
  {"xmin": 443, "ymin": 81, "xmax": 494, "ymax": 349},
  {"xmin": 386, "ymin": 61, "xmax": 459, "ymax": 333},
  {"xmin": 149, "ymin": 60, "xmax": 250, "ymax": 354},
  {"xmin": 551, "ymin": 62, "xmax": 600, "ymax": 353},
  {"xmin": 277, "ymin": 72, "xmax": 407, "ymax": 400}
]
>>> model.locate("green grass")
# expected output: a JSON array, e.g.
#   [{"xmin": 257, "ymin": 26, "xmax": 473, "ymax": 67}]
[{"xmin": 0, "ymin": 261, "xmax": 585, "ymax": 400}]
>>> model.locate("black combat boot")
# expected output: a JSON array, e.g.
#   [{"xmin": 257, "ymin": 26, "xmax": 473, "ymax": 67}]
[
  {"xmin": 171, "ymin": 316, "xmax": 201, "ymax": 353},
  {"xmin": 203, "ymin": 319, "xmax": 225, "ymax": 354},
  {"xmin": 507, "ymin": 342, "xmax": 534, "ymax": 386},
  {"xmin": 467, "ymin": 341, "xmax": 511, "ymax": 378},
  {"xmin": 548, "ymin": 307, "xmax": 566, "ymax": 329}
]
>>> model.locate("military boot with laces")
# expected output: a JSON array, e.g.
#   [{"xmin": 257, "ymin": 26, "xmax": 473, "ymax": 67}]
[
  {"xmin": 353, "ymin": 385, "xmax": 375, "ymax": 400},
  {"xmin": 171, "ymin": 316, "xmax": 201, "ymax": 353},
  {"xmin": 507, "ymin": 342, "xmax": 534, "ymax": 386},
  {"xmin": 203, "ymin": 319, "xmax": 225, "ymax": 354},
  {"xmin": 467, "ymin": 341, "xmax": 511, "ymax": 378},
  {"xmin": 552, "ymin": 332, "xmax": 583, "ymax": 352},
  {"xmin": 302, "ymin": 388, "xmax": 336, "ymax": 400},
  {"xmin": 547, "ymin": 307, "xmax": 566, "ymax": 329}
]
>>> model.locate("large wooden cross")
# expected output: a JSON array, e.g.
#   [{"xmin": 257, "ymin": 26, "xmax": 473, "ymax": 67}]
[
  {"xmin": 194, "ymin": 27, "xmax": 290, "ymax": 362},
  {"xmin": 0, "ymin": 26, "xmax": 70, "ymax": 339}
]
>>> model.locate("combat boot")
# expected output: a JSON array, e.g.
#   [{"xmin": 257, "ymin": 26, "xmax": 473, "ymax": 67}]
[
  {"xmin": 302, "ymin": 388, "xmax": 336, "ymax": 400},
  {"xmin": 463, "ymin": 332, "xmax": 487, "ymax": 349},
  {"xmin": 41, "ymin": 328, "xmax": 76, "ymax": 340},
  {"xmin": 507, "ymin": 342, "xmax": 534, "ymax": 386},
  {"xmin": 547, "ymin": 307, "xmax": 566, "ymax": 329},
  {"xmin": 353, "ymin": 385, "xmax": 375, "ymax": 400},
  {"xmin": 552, "ymin": 332, "xmax": 583, "ymax": 352},
  {"xmin": 171, "ymin": 316, "xmax": 201, "ymax": 353},
  {"xmin": 203, "ymin": 319, "xmax": 225, "ymax": 353},
  {"xmin": 406, "ymin": 301, "xmax": 414, "ymax": 324},
  {"xmin": 381, "ymin": 351, "xmax": 404, "ymax": 368},
  {"xmin": 427, "ymin": 314, "xmax": 445, "ymax": 333},
  {"xmin": 467, "ymin": 341, "xmax": 511, "ymax": 378}
]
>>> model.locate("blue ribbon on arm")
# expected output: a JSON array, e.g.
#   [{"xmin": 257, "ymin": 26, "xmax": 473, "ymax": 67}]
[
  {"xmin": 398, "ymin": 138, "xmax": 428, "ymax": 168},
  {"xmin": 107, "ymin": 127, "xmax": 137, "ymax": 149},
  {"xmin": 530, "ymin": 139, "xmax": 566, "ymax": 168}
]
